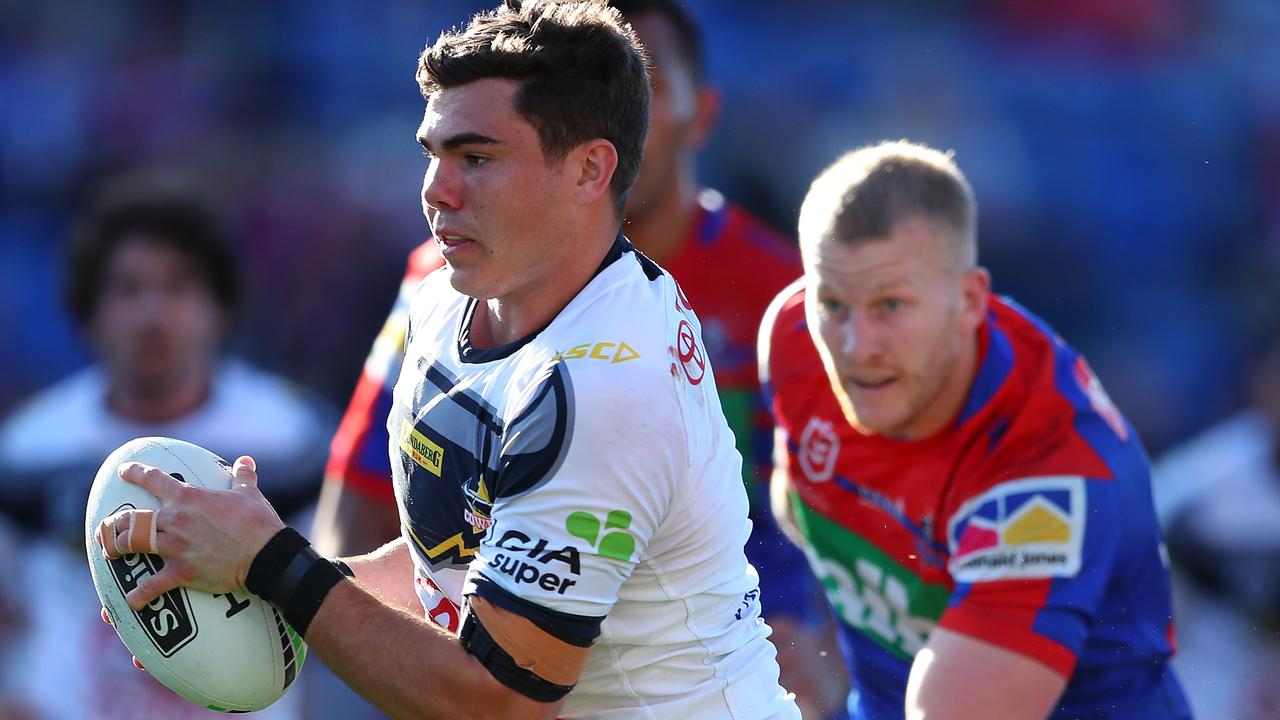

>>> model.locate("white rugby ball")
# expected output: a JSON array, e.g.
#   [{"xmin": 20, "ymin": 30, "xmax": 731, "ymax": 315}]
[{"xmin": 84, "ymin": 436, "xmax": 306, "ymax": 713}]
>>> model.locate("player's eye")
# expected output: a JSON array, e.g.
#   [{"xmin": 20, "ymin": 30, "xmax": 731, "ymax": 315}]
[
  {"xmin": 879, "ymin": 297, "xmax": 902, "ymax": 312},
  {"xmin": 818, "ymin": 298, "xmax": 844, "ymax": 316},
  {"xmin": 464, "ymin": 154, "xmax": 489, "ymax": 167}
]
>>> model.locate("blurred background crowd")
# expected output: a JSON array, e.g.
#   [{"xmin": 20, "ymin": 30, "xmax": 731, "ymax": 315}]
[{"xmin": 2, "ymin": 0, "xmax": 1279, "ymax": 718}]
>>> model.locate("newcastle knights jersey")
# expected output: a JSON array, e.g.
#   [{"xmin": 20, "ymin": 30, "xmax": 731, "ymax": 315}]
[
  {"xmin": 389, "ymin": 236, "xmax": 799, "ymax": 719},
  {"xmin": 760, "ymin": 282, "xmax": 1190, "ymax": 720}
]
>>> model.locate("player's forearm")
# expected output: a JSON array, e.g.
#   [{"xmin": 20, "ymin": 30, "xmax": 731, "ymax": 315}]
[
  {"xmin": 305, "ymin": 579, "xmax": 561, "ymax": 720},
  {"xmin": 339, "ymin": 536, "xmax": 421, "ymax": 614},
  {"xmin": 905, "ymin": 628, "xmax": 1064, "ymax": 720}
]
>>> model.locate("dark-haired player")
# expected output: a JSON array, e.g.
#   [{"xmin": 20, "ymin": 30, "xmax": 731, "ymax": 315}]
[
  {"xmin": 312, "ymin": 1, "xmax": 841, "ymax": 715},
  {"xmin": 0, "ymin": 177, "xmax": 332, "ymax": 719},
  {"xmin": 97, "ymin": 3, "xmax": 801, "ymax": 718}
]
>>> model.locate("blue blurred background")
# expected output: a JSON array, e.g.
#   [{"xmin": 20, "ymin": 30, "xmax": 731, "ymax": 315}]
[
  {"xmin": 4, "ymin": 1, "xmax": 1280, "ymax": 717},
  {"xmin": 4, "ymin": 0, "xmax": 1279, "ymax": 456}
]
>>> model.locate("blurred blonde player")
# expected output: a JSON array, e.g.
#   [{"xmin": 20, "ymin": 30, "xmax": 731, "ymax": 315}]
[{"xmin": 762, "ymin": 141, "xmax": 1190, "ymax": 719}]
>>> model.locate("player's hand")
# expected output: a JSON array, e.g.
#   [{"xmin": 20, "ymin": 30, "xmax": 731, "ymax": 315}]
[
  {"xmin": 100, "ymin": 607, "xmax": 147, "ymax": 672},
  {"xmin": 94, "ymin": 456, "xmax": 285, "ymax": 611}
]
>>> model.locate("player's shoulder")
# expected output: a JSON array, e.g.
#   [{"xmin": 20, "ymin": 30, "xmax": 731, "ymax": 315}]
[
  {"xmin": 539, "ymin": 259, "xmax": 675, "ymax": 398},
  {"xmin": 0, "ymin": 367, "xmax": 103, "ymax": 471},
  {"xmin": 758, "ymin": 277, "xmax": 811, "ymax": 380},
  {"xmin": 702, "ymin": 190, "xmax": 800, "ymax": 265},
  {"xmin": 214, "ymin": 361, "xmax": 333, "ymax": 431}
]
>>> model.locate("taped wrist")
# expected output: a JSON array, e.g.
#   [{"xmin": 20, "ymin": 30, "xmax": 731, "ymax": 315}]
[
  {"xmin": 245, "ymin": 527, "xmax": 346, "ymax": 638},
  {"xmin": 459, "ymin": 610, "xmax": 575, "ymax": 702}
]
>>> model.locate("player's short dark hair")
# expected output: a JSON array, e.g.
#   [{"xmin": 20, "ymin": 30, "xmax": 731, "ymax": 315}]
[
  {"xmin": 64, "ymin": 179, "xmax": 240, "ymax": 325},
  {"xmin": 417, "ymin": 0, "xmax": 651, "ymax": 215},
  {"xmin": 610, "ymin": 0, "xmax": 705, "ymax": 84}
]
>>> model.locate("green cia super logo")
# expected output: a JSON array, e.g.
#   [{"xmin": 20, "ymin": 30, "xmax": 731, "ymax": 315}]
[{"xmin": 566, "ymin": 509, "xmax": 636, "ymax": 562}]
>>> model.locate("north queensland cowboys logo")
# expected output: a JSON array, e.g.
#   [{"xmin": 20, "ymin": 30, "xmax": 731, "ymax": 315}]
[
  {"xmin": 463, "ymin": 475, "xmax": 493, "ymax": 534},
  {"xmin": 798, "ymin": 416, "xmax": 840, "ymax": 483}
]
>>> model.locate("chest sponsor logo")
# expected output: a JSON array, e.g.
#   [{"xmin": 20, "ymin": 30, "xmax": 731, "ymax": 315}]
[
  {"xmin": 673, "ymin": 320, "xmax": 705, "ymax": 385},
  {"xmin": 400, "ymin": 422, "xmax": 444, "ymax": 477},
  {"xmin": 806, "ymin": 548, "xmax": 935, "ymax": 657},
  {"xmin": 947, "ymin": 476, "xmax": 1086, "ymax": 582},
  {"xmin": 487, "ymin": 529, "xmax": 581, "ymax": 595},
  {"xmin": 798, "ymin": 416, "xmax": 840, "ymax": 483},
  {"xmin": 553, "ymin": 341, "xmax": 640, "ymax": 364}
]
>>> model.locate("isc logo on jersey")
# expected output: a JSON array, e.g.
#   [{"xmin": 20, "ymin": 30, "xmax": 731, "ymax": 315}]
[{"xmin": 947, "ymin": 476, "xmax": 1086, "ymax": 583}]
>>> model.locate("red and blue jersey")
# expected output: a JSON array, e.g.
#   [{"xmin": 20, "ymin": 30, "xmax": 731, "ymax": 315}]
[
  {"xmin": 762, "ymin": 284, "xmax": 1190, "ymax": 719},
  {"xmin": 326, "ymin": 242, "xmax": 444, "ymax": 500}
]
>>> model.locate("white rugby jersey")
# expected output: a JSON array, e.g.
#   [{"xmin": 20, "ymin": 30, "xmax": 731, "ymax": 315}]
[{"xmin": 388, "ymin": 236, "xmax": 799, "ymax": 719}]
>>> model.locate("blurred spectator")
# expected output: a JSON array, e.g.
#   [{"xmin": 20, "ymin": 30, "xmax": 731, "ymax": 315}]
[
  {"xmin": 0, "ymin": 176, "xmax": 335, "ymax": 719},
  {"xmin": 1154, "ymin": 327, "xmax": 1280, "ymax": 720}
]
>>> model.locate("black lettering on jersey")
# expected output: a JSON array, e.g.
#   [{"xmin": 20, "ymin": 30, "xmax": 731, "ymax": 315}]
[{"xmin": 494, "ymin": 530, "xmax": 582, "ymax": 575}]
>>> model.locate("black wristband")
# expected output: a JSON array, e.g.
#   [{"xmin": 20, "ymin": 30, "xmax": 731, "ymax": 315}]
[
  {"xmin": 245, "ymin": 527, "xmax": 346, "ymax": 638},
  {"xmin": 333, "ymin": 559, "xmax": 355, "ymax": 578}
]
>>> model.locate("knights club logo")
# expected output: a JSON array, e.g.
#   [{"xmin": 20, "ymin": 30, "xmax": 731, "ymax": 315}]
[{"xmin": 798, "ymin": 416, "xmax": 840, "ymax": 483}]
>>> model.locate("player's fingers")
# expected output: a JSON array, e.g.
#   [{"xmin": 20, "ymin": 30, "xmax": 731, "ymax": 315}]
[
  {"xmin": 124, "ymin": 564, "xmax": 183, "ymax": 611},
  {"xmin": 118, "ymin": 462, "xmax": 182, "ymax": 503},
  {"xmin": 231, "ymin": 455, "xmax": 259, "ymax": 492},
  {"xmin": 110, "ymin": 509, "xmax": 160, "ymax": 556},
  {"xmin": 97, "ymin": 513, "xmax": 133, "ymax": 559}
]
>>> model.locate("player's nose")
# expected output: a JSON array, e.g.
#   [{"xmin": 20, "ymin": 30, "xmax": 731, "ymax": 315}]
[{"xmin": 422, "ymin": 159, "xmax": 461, "ymax": 213}]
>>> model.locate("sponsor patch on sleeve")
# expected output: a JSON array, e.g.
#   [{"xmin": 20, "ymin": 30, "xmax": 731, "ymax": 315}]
[{"xmin": 947, "ymin": 476, "xmax": 1086, "ymax": 583}]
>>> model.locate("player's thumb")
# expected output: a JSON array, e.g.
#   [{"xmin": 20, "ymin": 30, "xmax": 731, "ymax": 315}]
[{"xmin": 232, "ymin": 455, "xmax": 260, "ymax": 492}]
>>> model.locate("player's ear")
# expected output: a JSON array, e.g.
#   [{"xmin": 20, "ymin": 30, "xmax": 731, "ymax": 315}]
[
  {"xmin": 571, "ymin": 139, "xmax": 618, "ymax": 207},
  {"xmin": 686, "ymin": 85, "xmax": 721, "ymax": 152},
  {"xmin": 959, "ymin": 266, "xmax": 990, "ymax": 332}
]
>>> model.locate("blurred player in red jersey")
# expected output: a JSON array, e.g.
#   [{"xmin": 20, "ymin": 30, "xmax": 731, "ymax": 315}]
[
  {"xmin": 310, "ymin": 1, "xmax": 845, "ymax": 717},
  {"xmin": 761, "ymin": 140, "xmax": 1191, "ymax": 719}
]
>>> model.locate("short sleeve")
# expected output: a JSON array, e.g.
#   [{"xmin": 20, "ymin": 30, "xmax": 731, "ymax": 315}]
[
  {"xmin": 938, "ymin": 475, "xmax": 1120, "ymax": 677},
  {"xmin": 462, "ymin": 362, "xmax": 681, "ymax": 646}
]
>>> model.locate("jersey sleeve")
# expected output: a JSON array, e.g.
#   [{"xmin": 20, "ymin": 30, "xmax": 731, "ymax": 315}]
[
  {"xmin": 324, "ymin": 243, "xmax": 443, "ymax": 501},
  {"xmin": 462, "ymin": 361, "xmax": 682, "ymax": 647},
  {"xmin": 938, "ymin": 474, "xmax": 1121, "ymax": 677}
]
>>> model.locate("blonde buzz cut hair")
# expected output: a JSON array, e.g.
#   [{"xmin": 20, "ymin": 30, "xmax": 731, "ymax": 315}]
[{"xmin": 798, "ymin": 140, "xmax": 978, "ymax": 269}]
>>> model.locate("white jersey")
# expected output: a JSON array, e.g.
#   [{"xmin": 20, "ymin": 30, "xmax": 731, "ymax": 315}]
[{"xmin": 389, "ymin": 237, "xmax": 799, "ymax": 719}]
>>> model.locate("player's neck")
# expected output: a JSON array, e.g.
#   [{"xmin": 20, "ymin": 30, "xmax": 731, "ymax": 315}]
[
  {"xmin": 106, "ymin": 369, "xmax": 213, "ymax": 425},
  {"xmin": 622, "ymin": 172, "xmax": 697, "ymax": 265},
  {"xmin": 470, "ymin": 226, "xmax": 619, "ymax": 348}
]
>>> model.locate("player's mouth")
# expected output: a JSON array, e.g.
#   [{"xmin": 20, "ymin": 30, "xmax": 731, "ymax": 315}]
[
  {"xmin": 436, "ymin": 232, "xmax": 477, "ymax": 256},
  {"xmin": 848, "ymin": 376, "xmax": 896, "ymax": 392}
]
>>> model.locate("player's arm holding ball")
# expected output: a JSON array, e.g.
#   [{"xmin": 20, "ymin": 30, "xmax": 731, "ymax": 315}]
[{"xmin": 97, "ymin": 456, "xmax": 572, "ymax": 720}]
